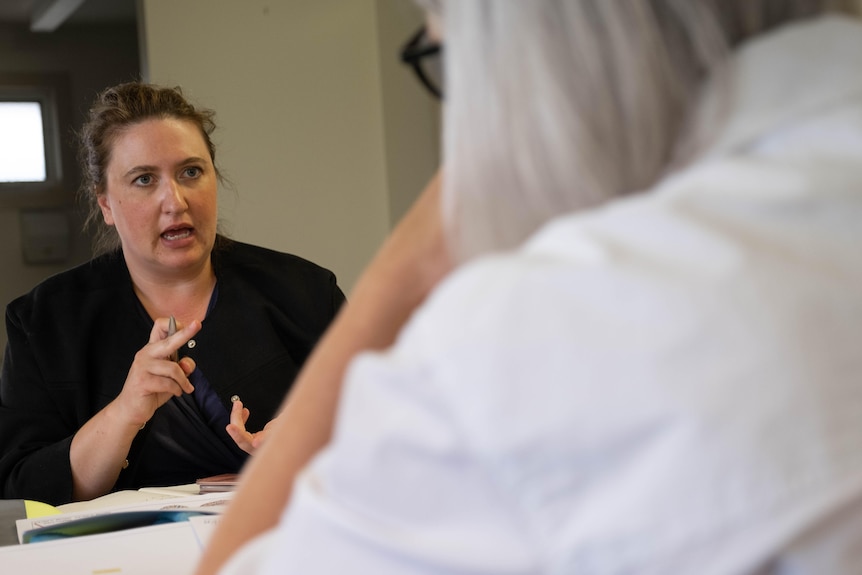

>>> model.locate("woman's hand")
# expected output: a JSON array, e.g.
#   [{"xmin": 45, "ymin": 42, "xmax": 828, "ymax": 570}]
[
  {"xmin": 70, "ymin": 317, "xmax": 202, "ymax": 501},
  {"xmin": 113, "ymin": 317, "xmax": 201, "ymax": 428},
  {"xmin": 225, "ymin": 400, "xmax": 276, "ymax": 454}
]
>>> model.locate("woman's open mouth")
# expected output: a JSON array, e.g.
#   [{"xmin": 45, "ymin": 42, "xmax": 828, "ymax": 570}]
[{"xmin": 161, "ymin": 227, "xmax": 193, "ymax": 241}]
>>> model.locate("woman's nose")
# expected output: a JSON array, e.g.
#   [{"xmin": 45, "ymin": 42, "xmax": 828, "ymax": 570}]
[{"xmin": 162, "ymin": 179, "xmax": 188, "ymax": 213}]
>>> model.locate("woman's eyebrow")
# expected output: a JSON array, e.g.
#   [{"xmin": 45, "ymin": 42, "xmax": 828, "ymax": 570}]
[{"xmin": 122, "ymin": 157, "xmax": 208, "ymax": 177}]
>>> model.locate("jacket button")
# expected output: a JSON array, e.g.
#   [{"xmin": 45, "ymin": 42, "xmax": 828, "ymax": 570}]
[{"xmin": 187, "ymin": 339, "xmax": 196, "ymax": 349}]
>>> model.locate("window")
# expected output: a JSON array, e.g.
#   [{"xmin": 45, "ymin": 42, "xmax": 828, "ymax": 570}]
[
  {"xmin": 0, "ymin": 74, "xmax": 71, "ymax": 207},
  {"xmin": 0, "ymin": 101, "xmax": 47, "ymax": 182}
]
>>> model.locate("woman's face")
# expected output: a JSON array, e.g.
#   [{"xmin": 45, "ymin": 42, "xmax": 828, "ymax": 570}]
[{"xmin": 98, "ymin": 117, "xmax": 218, "ymax": 280}]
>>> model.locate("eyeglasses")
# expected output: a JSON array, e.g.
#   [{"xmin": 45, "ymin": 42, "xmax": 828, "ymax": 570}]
[{"xmin": 400, "ymin": 26, "xmax": 443, "ymax": 99}]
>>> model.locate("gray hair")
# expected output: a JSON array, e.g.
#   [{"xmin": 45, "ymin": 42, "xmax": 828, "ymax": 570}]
[{"xmin": 425, "ymin": 0, "xmax": 860, "ymax": 261}]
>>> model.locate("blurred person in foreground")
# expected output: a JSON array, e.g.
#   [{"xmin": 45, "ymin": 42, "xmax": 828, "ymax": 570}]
[
  {"xmin": 200, "ymin": 1, "xmax": 862, "ymax": 573},
  {"xmin": 0, "ymin": 82, "xmax": 344, "ymax": 504}
]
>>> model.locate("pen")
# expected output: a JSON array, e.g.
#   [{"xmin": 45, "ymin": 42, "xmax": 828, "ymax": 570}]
[{"xmin": 168, "ymin": 315, "xmax": 179, "ymax": 362}]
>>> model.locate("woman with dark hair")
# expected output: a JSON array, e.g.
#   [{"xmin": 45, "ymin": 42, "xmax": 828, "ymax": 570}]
[{"xmin": 0, "ymin": 82, "xmax": 345, "ymax": 505}]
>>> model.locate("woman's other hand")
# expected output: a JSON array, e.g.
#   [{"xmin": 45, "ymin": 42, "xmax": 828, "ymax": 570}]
[{"xmin": 225, "ymin": 400, "xmax": 277, "ymax": 454}]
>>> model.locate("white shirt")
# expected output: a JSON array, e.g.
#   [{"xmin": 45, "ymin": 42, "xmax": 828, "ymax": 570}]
[{"xmin": 221, "ymin": 15, "xmax": 862, "ymax": 575}]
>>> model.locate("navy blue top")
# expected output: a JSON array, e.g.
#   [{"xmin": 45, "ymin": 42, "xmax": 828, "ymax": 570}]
[{"xmin": 132, "ymin": 282, "xmax": 244, "ymax": 482}]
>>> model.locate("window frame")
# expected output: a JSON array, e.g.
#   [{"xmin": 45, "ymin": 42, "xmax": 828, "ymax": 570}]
[{"xmin": 0, "ymin": 73, "xmax": 72, "ymax": 208}]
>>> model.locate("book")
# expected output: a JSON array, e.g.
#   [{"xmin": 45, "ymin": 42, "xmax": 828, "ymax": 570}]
[
  {"xmin": 195, "ymin": 472, "xmax": 240, "ymax": 493},
  {"xmin": 0, "ymin": 489, "xmax": 232, "ymax": 575},
  {"xmin": 0, "ymin": 517, "xmax": 221, "ymax": 575},
  {"xmin": 22, "ymin": 509, "xmax": 217, "ymax": 543},
  {"xmin": 15, "ymin": 489, "xmax": 234, "ymax": 545}
]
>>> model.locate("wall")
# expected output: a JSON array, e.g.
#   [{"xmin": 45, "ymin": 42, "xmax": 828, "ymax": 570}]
[
  {"xmin": 140, "ymin": 0, "xmax": 440, "ymax": 295},
  {"xmin": 375, "ymin": 0, "xmax": 441, "ymax": 225},
  {"xmin": 0, "ymin": 22, "xmax": 140, "ymax": 357}
]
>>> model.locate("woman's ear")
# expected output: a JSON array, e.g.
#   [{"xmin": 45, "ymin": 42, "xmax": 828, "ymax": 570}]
[{"xmin": 97, "ymin": 191, "xmax": 115, "ymax": 226}]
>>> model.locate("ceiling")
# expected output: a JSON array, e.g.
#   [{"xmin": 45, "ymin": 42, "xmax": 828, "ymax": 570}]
[{"xmin": 0, "ymin": 0, "xmax": 137, "ymax": 28}]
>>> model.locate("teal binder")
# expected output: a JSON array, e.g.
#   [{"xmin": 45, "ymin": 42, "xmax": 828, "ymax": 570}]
[{"xmin": 21, "ymin": 509, "xmax": 217, "ymax": 543}]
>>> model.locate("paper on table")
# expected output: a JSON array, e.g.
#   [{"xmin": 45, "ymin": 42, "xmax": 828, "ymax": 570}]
[
  {"xmin": 188, "ymin": 514, "xmax": 223, "ymax": 547},
  {"xmin": 16, "ymin": 490, "xmax": 234, "ymax": 544},
  {"xmin": 140, "ymin": 483, "xmax": 202, "ymax": 497},
  {"xmin": 54, "ymin": 489, "xmax": 178, "ymax": 515},
  {"xmin": 55, "ymin": 483, "xmax": 201, "ymax": 514},
  {"xmin": 23, "ymin": 510, "xmax": 217, "ymax": 543},
  {"xmin": 0, "ymin": 519, "xmax": 216, "ymax": 575}
]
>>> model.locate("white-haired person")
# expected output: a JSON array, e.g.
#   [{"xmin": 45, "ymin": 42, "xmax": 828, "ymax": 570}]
[{"xmin": 198, "ymin": 1, "xmax": 862, "ymax": 573}]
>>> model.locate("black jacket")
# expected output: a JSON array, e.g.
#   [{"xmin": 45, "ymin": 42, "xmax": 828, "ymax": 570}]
[{"xmin": 0, "ymin": 238, "xmax": 344, "ymax": 504}]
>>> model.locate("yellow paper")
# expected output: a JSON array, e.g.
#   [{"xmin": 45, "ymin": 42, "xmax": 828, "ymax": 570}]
[{"xmin": 24, "ymin": 500, "xmax": 60, "ymax": 518}]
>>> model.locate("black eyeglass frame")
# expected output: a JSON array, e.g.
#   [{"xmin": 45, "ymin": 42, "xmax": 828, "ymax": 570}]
[{"xmin": 400, "ymin": 26, "xmax": 443, "ymax": 99}]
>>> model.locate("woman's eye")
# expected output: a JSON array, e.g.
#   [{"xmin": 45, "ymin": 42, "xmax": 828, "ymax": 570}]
[
  {"xmin": 133, "ymin": 174, "xmax": 153, "ymax": 186},
  {"xmin": 182, "ymin": 167, "xmax": 202, "ymax": 178}
]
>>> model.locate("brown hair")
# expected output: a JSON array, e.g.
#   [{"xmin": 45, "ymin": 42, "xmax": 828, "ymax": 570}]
[{"xmin": 78, "ymin": 82, "xmax": 221, "ymax": 256}]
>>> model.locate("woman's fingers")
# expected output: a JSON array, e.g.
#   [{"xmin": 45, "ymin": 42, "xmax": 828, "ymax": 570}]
[
  {"xmin": 139, "ymin": 317, "xmax": 201, "ymax": 395},
  {"xmin": 116, "ymin": 335, "xmax": 197, "ymax": 426},
  {"xmin": 226, "ymin": 400, "xmax": 256, "ymax": 454},
  {"xmin": 149, "ymin": 318, "xmax": 202, "ymax": 360},
  {"xmin": 140, "ymin": 354, "xmax": 195, "ymax": 394},
  {"xmin": 179, "ymin": 357, "xmax": 197, "ymax": 376},
  {"xmin": 229, "ymin": 399, "xmax": 247, "ymax": 427}
]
